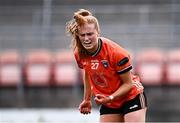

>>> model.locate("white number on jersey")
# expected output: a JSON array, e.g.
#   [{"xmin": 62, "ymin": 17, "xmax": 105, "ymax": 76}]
[{"xmin": 91, "ymin": 62, "xmax": 99, "ymax": 69}]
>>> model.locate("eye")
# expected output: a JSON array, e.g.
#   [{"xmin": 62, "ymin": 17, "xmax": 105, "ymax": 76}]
[
  {"xmin": 79, "ymin": 32, "xmax": 94, "ymax": 37},
  {"xmin": 87, "ymin": 32, "xmax": 94, "ymax": 36},
  {"xmin": 79, "ymin": 34, "xmax": 85, "ymax": 37}
]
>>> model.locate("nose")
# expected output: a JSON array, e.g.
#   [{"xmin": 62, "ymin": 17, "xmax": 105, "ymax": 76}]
[{"xmin": 84, "ymin": 34, "xmax": 89, "ymax": 41}]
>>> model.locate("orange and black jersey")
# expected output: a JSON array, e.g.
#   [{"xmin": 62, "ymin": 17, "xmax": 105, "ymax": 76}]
[{"xmin": 74, "ymin": 37, "xmax": 144, "ymax": 108}]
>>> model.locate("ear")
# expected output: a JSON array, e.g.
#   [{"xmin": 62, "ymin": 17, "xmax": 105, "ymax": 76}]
[{"xmin": 96, "ymin": 31, "xmax": 100, "ymax": 37}]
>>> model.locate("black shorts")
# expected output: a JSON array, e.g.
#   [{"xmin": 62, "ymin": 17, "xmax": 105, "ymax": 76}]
[{"xmin": 100, "ymin": 92, "xmax": 147, "ymax": 115}]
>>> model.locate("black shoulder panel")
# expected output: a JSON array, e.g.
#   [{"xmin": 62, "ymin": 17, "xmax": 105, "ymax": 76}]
[{"xmin": 117, "ymin": 57, "xmax": 129, "ymax": 66}]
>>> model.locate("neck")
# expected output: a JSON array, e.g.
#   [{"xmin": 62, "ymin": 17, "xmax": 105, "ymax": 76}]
[{"xmin": 88, "ymin": 38, "xmax": 101, "ymax": 56}]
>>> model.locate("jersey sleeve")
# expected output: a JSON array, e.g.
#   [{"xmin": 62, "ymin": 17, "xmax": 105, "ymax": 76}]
[{"xmin": 112, "ymin": 48, "xmax": 132, "ymax": 74}]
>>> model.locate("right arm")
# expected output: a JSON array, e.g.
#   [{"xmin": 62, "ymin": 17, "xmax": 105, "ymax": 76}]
[
  {"xmin": 74, "ymin": 52, "xmax": 92, "ymax": 114},
  {"xmin": 83, "ymin": 70, "xmax": 92, "ymax": 101},
  {"xmin": 79, "ymin": 70, "xmax": 92, "ymax": 114}
]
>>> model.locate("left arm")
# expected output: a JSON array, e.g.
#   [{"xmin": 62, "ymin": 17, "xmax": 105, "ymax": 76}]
[{"xmin": 109, "ymin": 71, "xmax": 133, "ymax": 100}]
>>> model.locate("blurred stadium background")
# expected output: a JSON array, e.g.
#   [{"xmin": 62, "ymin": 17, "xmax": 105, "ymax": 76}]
[{"xmin": 0, "ymin": 0, "xmax": 180, "ymax": 122}]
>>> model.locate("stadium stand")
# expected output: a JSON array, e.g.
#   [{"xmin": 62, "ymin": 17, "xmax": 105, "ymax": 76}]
[
  {"xmin": 23, "ymin": 49, "xmax": 53, "ymax": 87},
  {"xmin": 135, "ymin": 48, "xmax": 165, "ymax": 86},
  {"xmin": 53, "ymin": 49, "xmax": 78, "ymax": 87},
  {"xmin": 0, "ymin": 50, "xmax": 22, "ymax": 87},
  {"xmin": 0, "ymin": 0, "xmax": 180, "ymax": 121},
  {"xmin": 165, "ymin": 49, "xmax": 180, "ymax": 85}
]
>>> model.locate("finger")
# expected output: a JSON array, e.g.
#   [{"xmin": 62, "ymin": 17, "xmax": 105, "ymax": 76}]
[
  {"xmin": 83, "ymin": 111, "xmax": 90, "ymax": 115},
  {"xmin": 94, "ymin": 98, "xmax": 102, "ymax": 105},
  {"xmin": 95, "ymin": 94, "xmax": 102, "ymax": 98},
  {"xmin": 95, "ymin": 94, "xmax": 106, "ymax": 99},
  {"xmin": 84, "ymin": 107, "xmax": 90, "ymax": 113},
  {"xmin": 94, "ymin": 96, "xmax": 99, "ymax": 101},
  {"xmin": 82, "ymin": 108, "xmax": 91, "ymax": 114},
  {"xmin": 79, "ymin": 106, "xmax": 86, "ymax": 113}
]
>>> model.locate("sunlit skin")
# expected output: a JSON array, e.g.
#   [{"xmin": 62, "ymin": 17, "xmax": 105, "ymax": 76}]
[{"xmin": 78, "ymin": 23, "xmax": 99, "ymax": 53}]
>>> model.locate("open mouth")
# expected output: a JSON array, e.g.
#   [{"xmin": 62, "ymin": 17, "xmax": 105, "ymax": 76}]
[{"xmin": 83, "ymin": 41, "xmax": 92, "ymax": 47}]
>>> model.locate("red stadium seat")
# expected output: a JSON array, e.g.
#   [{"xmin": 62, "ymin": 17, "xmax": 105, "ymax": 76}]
[
  {"xmin": 24, "ymin": 49, "xmax": 52, "ymax": 87},
  {"xmin": 135, "ymin": 48, "xmax": 165, "ymax": 86},
  {"xmin": 166, "ymin": 49, "xmax": 180, "ymax": 85},
  {"xmin": 53, "ymin": 49, "xmax": 78, "ymax": 87},
  {"xmin": 0, "ymin": 50, "xmax": 22, "ymax": 87}
]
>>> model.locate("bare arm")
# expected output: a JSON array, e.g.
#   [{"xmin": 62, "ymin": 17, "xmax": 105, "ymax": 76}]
[
  {"xmin": 83, "ymin": 70, "xmax": 92, "ymax": 101},
  {"xmin": 95, "ymin": 71, "xmax": 133, "ymax": 104},
  {"xmin": 79, "ymin": 70, "xmax": 92, "ymax": 114},
  {"xmin": 110, "ymin": 71, "xmax": 133, "ymax": 100}
]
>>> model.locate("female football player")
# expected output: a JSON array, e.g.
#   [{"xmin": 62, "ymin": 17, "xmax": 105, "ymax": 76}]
[{"xmin": 66, "ymin": 9, "xmax": 147, "ymax": 122}]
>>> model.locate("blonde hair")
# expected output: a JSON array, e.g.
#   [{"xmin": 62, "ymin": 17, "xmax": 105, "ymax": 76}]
[{"xmin": 66, "ymin": 9, "xmax": 100, "ymax": 57}]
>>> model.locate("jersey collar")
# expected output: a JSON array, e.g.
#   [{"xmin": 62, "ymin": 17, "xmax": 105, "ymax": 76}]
[{"xmin": 91, "ymin": 38, "xmax": 102, "ymax": 57}]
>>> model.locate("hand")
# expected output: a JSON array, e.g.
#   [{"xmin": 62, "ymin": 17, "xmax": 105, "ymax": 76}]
[
  {"xmin": 78, "ymin": 100, "xmax": 92, "ymax": 115},
  {"xmin": 94, "ymin": 94, "xmax": 112, "ymax": 105}
]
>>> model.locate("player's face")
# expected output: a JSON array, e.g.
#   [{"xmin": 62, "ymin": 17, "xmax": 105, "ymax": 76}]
[{"xmin": 78, "ymin": 23, "xmax": 99, "ymax": 53}]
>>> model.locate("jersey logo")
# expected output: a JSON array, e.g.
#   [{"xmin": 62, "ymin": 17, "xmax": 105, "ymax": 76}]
[
  {"xmin": 101, "ymin": 60, "xmax": 108, "ymax": 68},
  {"xmin": 117, "ymin": 57, "xmax": 129, "ymax": 66},
  {"xmin": 92, "ymin": 72, "xmax": 108, "ymax": 87}
]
